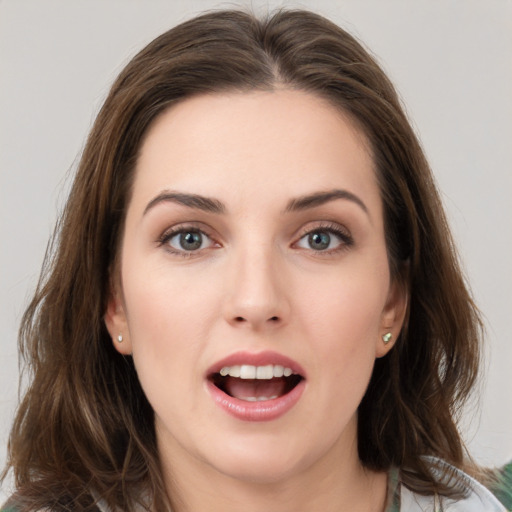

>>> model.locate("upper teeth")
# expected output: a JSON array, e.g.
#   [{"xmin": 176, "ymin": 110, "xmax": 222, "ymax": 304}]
[{"xmin": 219, "ymin": 364, "xmax": 294, "ymax": 379}]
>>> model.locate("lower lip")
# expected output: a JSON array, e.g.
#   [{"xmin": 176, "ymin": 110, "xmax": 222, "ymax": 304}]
[{"xmin": 206, "ymin": 379, "xmax": 306, "ymax": 422}]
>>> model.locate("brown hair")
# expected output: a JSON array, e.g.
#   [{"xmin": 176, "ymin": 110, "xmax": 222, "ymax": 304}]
[{"xmin": 3, "ymin": 9, "xmax": 482, "ymax": 511}]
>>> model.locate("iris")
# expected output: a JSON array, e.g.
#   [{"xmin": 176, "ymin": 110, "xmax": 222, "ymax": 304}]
[
  {"xmin": 180, "ymin": 231, "xmax": 203, "ymax": 251},
  {"xmin": 308, "ymin": 231, "xmax": 331, "ymax": 251}
]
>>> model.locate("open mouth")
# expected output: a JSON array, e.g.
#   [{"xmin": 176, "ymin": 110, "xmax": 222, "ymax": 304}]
[{"xmin": 209, "ymin": 364, "xmax": 304, "ymax": 402}]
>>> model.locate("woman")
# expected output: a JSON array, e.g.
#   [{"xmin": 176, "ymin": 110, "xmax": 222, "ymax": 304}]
[{"xmin": 1, "ymin": 9, "xmax": 510, "ymax": 512}]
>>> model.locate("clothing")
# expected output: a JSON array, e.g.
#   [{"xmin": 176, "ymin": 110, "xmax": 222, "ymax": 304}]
[
  {"xmin": 3, "ymin": 459, "xmax": 511, "ymax": 511},
  {"xmin": 386, "ymin": 458, "xmax": 512, "ymax": 511}
]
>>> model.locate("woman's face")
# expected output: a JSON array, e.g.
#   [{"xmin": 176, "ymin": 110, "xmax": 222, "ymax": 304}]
[{"xmin": 106, "ymin": 90, "xmax": 405, "ymax": 485}]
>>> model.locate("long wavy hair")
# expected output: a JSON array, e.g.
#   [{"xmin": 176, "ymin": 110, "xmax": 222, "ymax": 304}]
[{"xmin": 3, "ymin": 9, "xmax": 482, "ymax": 511}]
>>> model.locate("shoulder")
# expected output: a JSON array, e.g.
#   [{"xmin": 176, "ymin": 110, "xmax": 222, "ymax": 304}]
[
  {"xmin": 392, "ymin": 457, "xmax": 512, "ymax": 511},
  {"xmin": 488, "ymin": 460, "xmax": 512, "ymax": 510},
  {"xmin": 0, "ymin": 499, "xmax": 21, "ymax": 512},
  {"xmin": 0, "ymin": 505, "xmax": 22, "ymax": 512}
]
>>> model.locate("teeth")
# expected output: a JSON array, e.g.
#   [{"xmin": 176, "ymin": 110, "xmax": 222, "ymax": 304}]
[
  {"xmin": 240, "ymin": 365, "xmax": 256, "ymax": 379},
  {"xmin": 220, "ymin": 365, "xmax": 240, "ymax": 377},
  {"xmin": 273, "ymin": 365, "xmax": 284, "ymax": 377},
  {"xmin": 256, "ymin": 365, "xmax": 273, "ymax": 379},
  {"xmin": 243, "ymin": 395, "xmax": 278, "ymax": 402},
  {"xmin": 218, "ymin": 364, "xmax": 296, "ymax": 379},
  {"xmin": 230, "ymin": 365, "xmax": 241, "ymax": 377}
]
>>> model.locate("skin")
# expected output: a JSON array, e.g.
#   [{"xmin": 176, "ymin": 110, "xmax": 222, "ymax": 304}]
[{"xmin": 105, "ymin": 90, "xmax": 407, "ymax": 512}]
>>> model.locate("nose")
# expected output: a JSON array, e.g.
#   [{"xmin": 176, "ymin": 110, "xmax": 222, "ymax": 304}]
[{"xmin": 222, "ymin": 244, "xmax": 290, "ymax": 330}]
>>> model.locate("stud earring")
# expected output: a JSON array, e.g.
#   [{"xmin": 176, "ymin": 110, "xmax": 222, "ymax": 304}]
[
  {"xmin": 382, "ymin": 332, "xmax": 392, "ymax": 344},
  {"xmin": 117, "ymin": 334, "xmax": 123, "ymax": 343}
]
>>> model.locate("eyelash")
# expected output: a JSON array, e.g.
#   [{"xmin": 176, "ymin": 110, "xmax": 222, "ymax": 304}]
[
  {"xmin": 157, "ymin": 224, "xmax": 219, "ymax": 258},
  {"xmin": 294, "ymin": 222, "xmax": 354, "ymax": 255},
  {"xmin": 156, "ymin": 221, "xmax": 354, "ymax": 258}
]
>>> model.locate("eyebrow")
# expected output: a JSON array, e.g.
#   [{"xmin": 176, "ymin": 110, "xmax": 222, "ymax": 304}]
[
  {"xmin": 143, "ymin": 191, "xmax": 226, "ymax": 215},
  {"xmin": 284, "ymin": 189, "xmax": 369, "ymax": 215},
  {"xmin": 143, "ymin": 188, "xmax": 368, "ymax": 217}
]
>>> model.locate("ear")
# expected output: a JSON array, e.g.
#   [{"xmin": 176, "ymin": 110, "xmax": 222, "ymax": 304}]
[
  {"xmin": 104, "ymin": 279, "xmax": 132, "ymax": 355},
  {"xmin": 375, "ymin": 275, "xmax": 408, "ymax": 358}
]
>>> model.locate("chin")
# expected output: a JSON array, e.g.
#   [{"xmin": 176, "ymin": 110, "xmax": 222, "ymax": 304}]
[
  {"xmin": 216, "ymin": 458, "xmax": 304, "ymax": 486},
  {"xmin": 204, "ymin": 435, "xmax": 323, "ymax": 486}
]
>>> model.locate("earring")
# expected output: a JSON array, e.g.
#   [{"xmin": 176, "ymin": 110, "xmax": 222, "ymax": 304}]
[
  {"xmin": 117, "ymin": 334, "xmax": 123, "ymax": 343},
  {"xmin": 382, "ymin": 332, "xmax": 392, "ymax": 344}
]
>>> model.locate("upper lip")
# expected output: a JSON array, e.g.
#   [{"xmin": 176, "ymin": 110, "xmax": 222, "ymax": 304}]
[{"xmin": 206, "ymin": 350, "xmax": 306, "ymax": 378}]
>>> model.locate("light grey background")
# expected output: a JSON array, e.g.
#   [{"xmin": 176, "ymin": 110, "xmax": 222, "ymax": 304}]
[{"xmin": 1, "ymin": 0, "xmax": 511, "ymax": 500}]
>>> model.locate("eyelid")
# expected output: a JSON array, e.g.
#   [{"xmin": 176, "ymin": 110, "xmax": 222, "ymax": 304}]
[
  {"xmin": 157, "ymin": 222, "xmax": 221, "ymax": 257},
  {"xmin": 292, "ymin": 221, "xmax": 354, "ymax": 253}
]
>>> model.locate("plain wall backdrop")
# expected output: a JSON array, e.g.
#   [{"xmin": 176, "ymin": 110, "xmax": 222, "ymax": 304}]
[{"xmin": 1, "ymin": 0, "xmax": 511, "ymax": 500}]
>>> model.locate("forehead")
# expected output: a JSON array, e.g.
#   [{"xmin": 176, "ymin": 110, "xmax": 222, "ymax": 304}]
[{"xmin": 132, "ymin": 89, "xmax": 379, "ymax": 214}]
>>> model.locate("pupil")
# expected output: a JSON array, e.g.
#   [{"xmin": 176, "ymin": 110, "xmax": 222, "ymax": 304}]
[
  {"xmin": 309, "ymin": 231, "xmax": 330, "ymax": 250},
  {"xmin": 180, "ymin": 231, "xmax": 202, "ymax": 250}
]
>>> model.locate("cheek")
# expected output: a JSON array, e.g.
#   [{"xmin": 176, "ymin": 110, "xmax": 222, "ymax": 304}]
[
  {"xmin": 119, "ymin": 254, "xmax": 226, "ymax": 393},
  {"xmin": 299, "ymin": 263, "xmax": 388, "ymax": 338},
  {"xmin": 123, "ymin": 255, "xmax": 217, "ymax": 331},
  {"xmin": 285, "ymin": 268, "xmax": 387, "ymax": 454},
  {"xmin": 120, "ymin": 262, "xmax": 195, "ymax": 373},
  {"xmin": 120, "ymin": 275, "xmax": 208, "ymax": 421},
  {"xmin": 295, "ymin": 259, "xmax": 389, "ymax": 377}
]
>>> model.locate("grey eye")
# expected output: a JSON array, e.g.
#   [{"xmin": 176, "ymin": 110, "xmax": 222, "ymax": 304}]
[
  {"xmin": 296, "ymin": 229, "xmax": 344, "ymax": 252},
  {"xmin": 168, "ymin": 230, "xmax": 212, "ymax": 252},
  {"xmin": 308, "ymin": 231, "xmax": 331, "ymax": 251}
]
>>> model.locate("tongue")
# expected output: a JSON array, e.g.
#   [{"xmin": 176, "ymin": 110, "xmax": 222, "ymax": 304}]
[{"xmin": 224, "ymin": 377, "xmax": 287, "ymax": 401}]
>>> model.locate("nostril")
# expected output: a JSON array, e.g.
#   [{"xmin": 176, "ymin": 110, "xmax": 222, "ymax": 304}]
[{"xmin": 230, "ymin": 314, "xmax": 282, "ymax": 325}]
